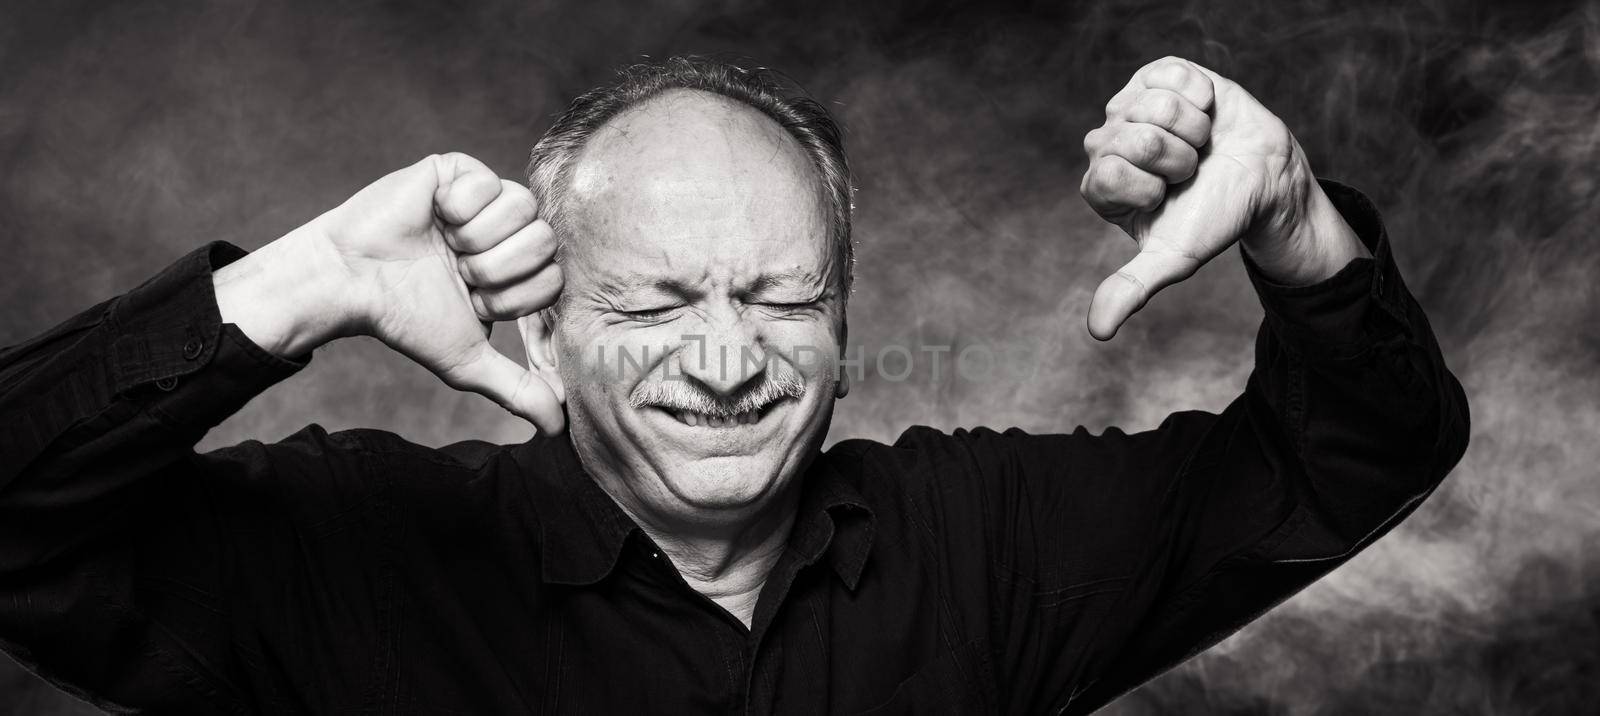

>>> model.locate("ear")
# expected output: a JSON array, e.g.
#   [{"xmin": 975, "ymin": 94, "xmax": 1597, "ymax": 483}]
[
  {"xmin": 833, "ymin": 318, "xmax": 850, "ymax": 399},
  {"xmin": 518, "ymin": 312, "xmax": 566, "ymax": 404}
]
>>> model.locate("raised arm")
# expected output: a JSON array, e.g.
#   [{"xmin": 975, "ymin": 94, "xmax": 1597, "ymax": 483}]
[
  {"xmin": 0, "ymin": 153, "xmax": 562, "ymax": 710},
  {"xmin": 1060, "ymin": 57, "xmax": 1470, "ymax": 711},
  {"xmin": 213, "ymin": 152, "xmax": 566, "ymax": 427},
  {"xmin": 879, "ymin": 57, "xmax": 1468, "ymax": 713}
]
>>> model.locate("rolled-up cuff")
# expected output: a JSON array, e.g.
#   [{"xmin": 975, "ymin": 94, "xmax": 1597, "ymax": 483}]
[
  {"xmin": 106, "ymin": 242, "xmax": 306, "ymax": 426},
  {"xmin": 1243, "ymin": 180, "xmax": 1412, "ymax": 359}
]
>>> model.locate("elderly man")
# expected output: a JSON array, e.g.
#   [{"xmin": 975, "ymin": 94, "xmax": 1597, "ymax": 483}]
[{"xmin": 0, "ymin": 56, "xmax": 1466, "ymax": 714}]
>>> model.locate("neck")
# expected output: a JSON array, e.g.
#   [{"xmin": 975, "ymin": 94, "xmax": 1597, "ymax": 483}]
[
  {"xmin": 649, "ymin": 505, "xmax": 794, "ymax": 628},
  {"xmin": 598, "ymin": 479, "xmax": 800, "ymax": 629}
]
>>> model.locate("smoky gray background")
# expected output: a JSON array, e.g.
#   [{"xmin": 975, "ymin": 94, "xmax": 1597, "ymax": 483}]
[{"xmin": 2, "ymin": 0, "xmax": 1596, "ymax": 713}]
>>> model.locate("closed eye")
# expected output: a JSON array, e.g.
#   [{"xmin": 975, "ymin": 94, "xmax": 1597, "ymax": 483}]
[
  {"xmin": 617, "ymin": 305, "xmax": 682, "ymax": 321},
  {"xmin": 755, "ymin": 300, "xmax": 825, "ymax": 315}
]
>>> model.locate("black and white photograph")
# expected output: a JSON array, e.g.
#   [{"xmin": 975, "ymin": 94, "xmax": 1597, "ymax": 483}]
[{"xmin": 1, "ymin": 0, "xmax": 1595, "ymax": 713}]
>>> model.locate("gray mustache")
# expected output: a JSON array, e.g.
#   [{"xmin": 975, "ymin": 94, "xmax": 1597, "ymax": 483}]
[{"xmin": 628, "ymin": 370, "xmax": 806, "ymax": 418}]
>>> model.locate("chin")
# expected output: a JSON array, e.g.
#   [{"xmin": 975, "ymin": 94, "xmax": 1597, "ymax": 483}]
[{"xmin": 656, "ymin": 455, "xmax": 789, "ymax": 512}]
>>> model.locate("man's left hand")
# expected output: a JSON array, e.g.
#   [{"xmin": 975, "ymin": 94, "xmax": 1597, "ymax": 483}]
[{"xmin": 1080, "ymin": 56, "xmax": 1370, "ymax": 340}]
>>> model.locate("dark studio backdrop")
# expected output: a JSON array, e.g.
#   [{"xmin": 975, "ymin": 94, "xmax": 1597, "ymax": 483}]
[{"xmin": 2, "ymin": 0, "xmax": 1597, "ymax": 713}]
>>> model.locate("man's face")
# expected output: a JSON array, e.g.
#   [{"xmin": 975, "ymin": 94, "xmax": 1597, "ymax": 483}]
[{"xmin": 551, "ymin": 90, "xmax": 844, "ymax": 528}]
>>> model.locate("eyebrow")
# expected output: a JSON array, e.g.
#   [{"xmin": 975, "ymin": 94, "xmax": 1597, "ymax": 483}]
[
  {"xmin": 599, "ymin": 274, "xmax": 698, "ymax": 300},
  {"xmin": 746, "ymin": 268, "xmax": 823, "ymax": 295}
]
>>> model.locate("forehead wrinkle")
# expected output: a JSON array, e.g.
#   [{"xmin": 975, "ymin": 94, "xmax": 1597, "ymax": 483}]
[
  {"xmin": 595, "ymin": 260, "xmax": 821, "ymax": 297},
  {"xmin": 570, "ymin": 223, "xmax": 838, "ymax": 303}
]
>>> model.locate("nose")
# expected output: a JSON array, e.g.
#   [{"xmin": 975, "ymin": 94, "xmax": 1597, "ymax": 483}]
[{"xmin": 674, "ymin": 314, "xmax": 769, "ymax": 398}]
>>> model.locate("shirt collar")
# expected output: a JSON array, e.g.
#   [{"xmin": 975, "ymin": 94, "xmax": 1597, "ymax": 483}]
[
  {"xmin": 789, "ymin": 448, "xmax": 875, "ymax": 590},
  {"xmin": 513, "ymin": 435, "xmax": 875, "ymax": 590},
  {"xmin": 513, "ymin": 434, "xmax": 637, "ymax": 586}
]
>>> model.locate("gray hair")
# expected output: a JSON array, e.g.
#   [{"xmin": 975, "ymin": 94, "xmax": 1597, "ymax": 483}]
[{"xmin": 526, "ymin": 56, "xmax": 855, "ymax": 294}]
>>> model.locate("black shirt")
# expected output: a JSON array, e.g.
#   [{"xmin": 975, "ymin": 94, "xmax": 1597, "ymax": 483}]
[{"xmin": 0, "ymin": 182, "xmax": 1469, "ymax": 714}]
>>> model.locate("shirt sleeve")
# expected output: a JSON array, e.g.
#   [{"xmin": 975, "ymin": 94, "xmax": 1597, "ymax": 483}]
[
  {"xmin": 0, "ymin": 244, "xmax": 360, "ymax": 713},
  {"xmin": 897, "ymin": 181, "xmax": 1470, "ymax": 714}
]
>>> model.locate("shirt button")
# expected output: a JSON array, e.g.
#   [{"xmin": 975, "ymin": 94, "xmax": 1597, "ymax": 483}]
[
  {"xmin": 182, "ymin": 338, "xmax": 204, "ymax": 360},
  {"xmin": 155, "ymin": 377, "xmax": 178, "ymax": 392}
]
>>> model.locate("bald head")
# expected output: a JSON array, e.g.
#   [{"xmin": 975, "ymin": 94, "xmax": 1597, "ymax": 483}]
[
  {"xmin": 562, "ymin": 90, "xmax": 827, "ymax": 270},
  {"xmin": 526, "ymin": 56, "xmax": 854, "ymax": 294}
]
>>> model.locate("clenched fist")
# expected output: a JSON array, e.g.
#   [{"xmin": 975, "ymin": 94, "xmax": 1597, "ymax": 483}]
[
  {"xmin": 1080, "ymin": 57, "xmax": 1369, "ymax": 340},
  {"xmin": 215, "ymin": 153, "xmax": 566, "ymax": 433}
]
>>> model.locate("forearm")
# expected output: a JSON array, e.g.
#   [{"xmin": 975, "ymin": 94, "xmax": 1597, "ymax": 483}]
[
  {"xmin": 1067, "ymin": 182, "xmax": 1469, "ymax": 713},
  {"xmin": 1247, "ymin": 181, "xmax": 1469, "ymax": 543},
  {"xmin": 0, "ymin": 244, "xmax": 303, "ymax": 570}
]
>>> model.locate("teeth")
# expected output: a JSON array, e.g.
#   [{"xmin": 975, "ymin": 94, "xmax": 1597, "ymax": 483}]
[{"xmin": 665, "ymin": 408, "xmax": 762, "ymax": 427}]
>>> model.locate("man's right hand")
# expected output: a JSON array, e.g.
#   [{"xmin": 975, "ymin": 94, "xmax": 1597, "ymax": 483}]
[{"xmin": 214, "ymin": 153, "xmax": 566, "ymax": 433}]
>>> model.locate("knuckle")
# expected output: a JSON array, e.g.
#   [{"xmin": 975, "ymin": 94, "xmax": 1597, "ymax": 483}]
[
  {"xmin": 516, "ymin": 200, "xmax": 539, "ymax": 228},
  {"xmin": 1153, "ymin": 63, "xmax": 1189, "ymax": 88},
  {"xmin": 1124, "ymin": 126, "xmax": 1164, "ymax": 164},
  {"xmin": 525, "ymin": 268, "xmax": 563, "ymax": 306},
  {"xmin": 1085, "ymin": 159, "xmax": 1139, "ymax": 211},
  {"xmin": 479, "ymin": 259, "xmax": 507, "ymax": 286},
  {"xmin": 1140, "ymin": 55, "xmax": 1180, "ymax": 75},
  {"xmin": 1090, "ymin": 158, "xmax": 1123, "ymax": 194},
  {"xmin": 457, "ymin": 230, "xmax": 490, "ymax": 253},
  {"xmin": 1080, "ymin": 163, "xmax": 1110, "ymax": 205},
  {"xmin": 1148, "ymin": 91, "xmax": 1181, "ymax": 128},
  {"xmin": 1141, "ymin": 129, "xmax": 1165, "ymax": 162},
  {"xmin": 1083, "ymin": 127, "xmax": 1106, "ymax": 156},
  {"xmin": 529, "ymin": 218, "xmax": 557, "ymax": 249},
  {"xmin": 522, "ymin": 221, "xmax": 559, "ymax": 266},
  {"xmin": 1109, "ymin": 157, "xmax": 1140, "ymax": 190},
  {"xmin": 540, "ymin": 264, "xmax": 566, "ymax": 294},
  {"xmin": 502, "ymin": 181, "xmax": 539, "ymax": 220}
]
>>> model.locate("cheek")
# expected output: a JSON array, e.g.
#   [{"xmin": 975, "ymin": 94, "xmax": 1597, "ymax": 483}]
[
  {"xmin": 556, "ymin": 320, "xmax": 676, "ymax": 392},
  {"xmin": 762, "ymin": 321, "xmax": 841, "ymax": 381}
]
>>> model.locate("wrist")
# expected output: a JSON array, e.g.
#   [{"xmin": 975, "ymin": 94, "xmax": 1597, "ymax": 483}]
[
  {"xmin": 1242, "ymin": 176, "xmax": 1370, "ymax": 286},
  {"xmin": 213, "ymin": 222, "xmax": 365, "ymax": 358}
]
